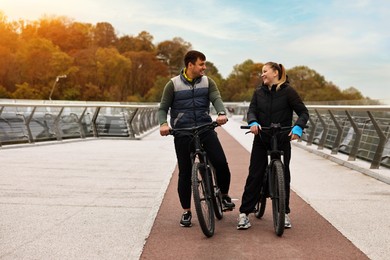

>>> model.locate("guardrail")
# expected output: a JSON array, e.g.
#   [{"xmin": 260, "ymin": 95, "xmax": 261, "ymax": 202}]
[
  {"xmin": 2, "ymin": 100, "xmax": 389, "ymax": 170},
  {"xmin": 239, "ymin": 104, "xmax": 390, "ymax": 169},
  {"xmin": 303, "ymin": 105, "xmax": 390, "ymax": 169},
  {"xmin": 0, "ymin": 101, "xmax": 159, "ymax": 146}
]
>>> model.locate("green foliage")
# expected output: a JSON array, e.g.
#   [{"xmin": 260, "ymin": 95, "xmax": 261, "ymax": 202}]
[
  {"xmin": 62, "ymin": 85, "xmax": 81, "ymax": 100},
  {"xmin": 82, "ymin": 83, "xmax": 103, "ymax": 101},
  {"xmin": 156, "ymin": 37, "xmax": 192, "ymax": 76},
  {"xmin": 0, "ymin": 85, "xmax": 11, "ymax": 98},
  {"xmin": 287, "ymin": 66, "xmax": 364, "ymax": 102},
  {"xmin": 144, "ymin": 76, "xmax": 170, "ymax": 102},
  {"xmin": 12, "ymin": 82, "xmax": 43, "ymax": 99},
  {"xmin": 221, "ymin": 60, "xmax": 262, "ymax": 101}
]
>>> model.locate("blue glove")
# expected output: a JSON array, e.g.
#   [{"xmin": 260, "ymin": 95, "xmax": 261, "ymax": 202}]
[
  {"xmin": 291, "ymin": 125, "xmax": 303, "ymax": 137},
  {"xmin": 249, "ymin": 122, "xmax": 261, "ymax": 127}
]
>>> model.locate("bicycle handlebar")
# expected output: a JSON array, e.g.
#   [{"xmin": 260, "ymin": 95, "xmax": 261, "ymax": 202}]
[
  {"xmin": 169, "ymin": 121, "xmax": 220, "ymax": 135},
  {"xmin": 240, "ymin": 124, "xmax": 308, "ymax": 130},
  {"xmin": 240, "ymin": 123, "xmax": 308, "ymax": 135}
]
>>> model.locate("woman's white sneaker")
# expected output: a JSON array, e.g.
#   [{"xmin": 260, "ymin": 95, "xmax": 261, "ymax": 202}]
[
  {"xmin": 237, "ymin": 213, "xmax": 251, "ymax": 230},
  {"xmin": 285, "ymin": 214, "xmax": 292, "ymax": 228}
]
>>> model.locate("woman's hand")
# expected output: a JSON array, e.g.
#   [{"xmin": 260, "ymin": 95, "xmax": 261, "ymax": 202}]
[
  {"xmin": 249, "ymin": 122, "xmax": 261, "ymax": 135},
  {"xmin": 289, "ymin": 125, "xmax": 303, "ymax": 140}
]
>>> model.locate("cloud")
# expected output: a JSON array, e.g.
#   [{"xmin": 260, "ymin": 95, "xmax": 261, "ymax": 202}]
[{"xmin": 1, "ymin": 0, "xmax": 389, "ymax": 99}]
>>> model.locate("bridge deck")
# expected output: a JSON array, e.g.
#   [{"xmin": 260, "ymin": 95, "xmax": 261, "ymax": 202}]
[{"xmin": 0, "ymin": 116, "xmax": 389, "ymax": 259}]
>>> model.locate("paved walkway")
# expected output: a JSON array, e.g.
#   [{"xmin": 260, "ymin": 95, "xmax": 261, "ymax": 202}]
[
  {"xmin": 0, "ymin": 116, "xmax": 389, "ymax": 259},
  {"xmin": 0, "ymin": 134, "xmax": 176, "ymax": 259}
]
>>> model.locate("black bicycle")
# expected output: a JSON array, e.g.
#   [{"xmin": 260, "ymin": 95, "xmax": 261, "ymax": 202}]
[
  {"xmin": 241, "ymin": 123, "xmax": 292, "ymax": 236},
  {"xmin": 170, "ymin": 122, "xmax": 223, "ymax": 237}
]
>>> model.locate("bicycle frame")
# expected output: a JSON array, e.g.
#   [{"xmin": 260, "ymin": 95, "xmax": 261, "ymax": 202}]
[
  {"xmin": 170, "ymin": 121, "xmax": 222, "ymax": 237},
  {"xmin": 171, "ymin": 122, "xmax": 216, "ymax": 189},
  {"xmin": 241, "ymin": 123, "xmax": 291, "ymax": 236},
  {"xmin": 265, "ymin": 123, "xmax": 289, "ymax": 197}
]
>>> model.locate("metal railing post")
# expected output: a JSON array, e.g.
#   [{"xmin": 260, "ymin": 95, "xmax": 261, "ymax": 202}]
[
  {"xmin": 345, "ymin": 111, "xmax": 362, "ymax": 161},
  {"xmin": 329, "ymin": 110, "xmax": 343, "ymax": 154},
  {"xmin": 367, "ymin": 111, "xmax": 386, "ymax": 169}
]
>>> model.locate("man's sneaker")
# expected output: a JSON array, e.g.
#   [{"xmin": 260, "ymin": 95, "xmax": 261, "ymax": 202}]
[
  {"xmin": 237, "ymin": 213, "xmax": 251, "ymax": 230},
  {"xmin": 285, "ymin": 214, "xmax": 292, "ymax": 228},
  {"xmin": 180, "ymin": 211, "xmax": 192, "ymax": 227},
  {"xmin": 222, "ymin": 195, "xmax": 235, "ymax": 211}
]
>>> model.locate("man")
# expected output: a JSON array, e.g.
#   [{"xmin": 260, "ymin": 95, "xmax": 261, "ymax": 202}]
[{"xmin": 159, "ymin": 50, "xmax": 235, "ymax": 227}]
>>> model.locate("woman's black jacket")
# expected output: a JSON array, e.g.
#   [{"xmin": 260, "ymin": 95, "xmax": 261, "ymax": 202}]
[{"xmin": 246, "ymin": 83, "xmax": 309, "ymax": 129}]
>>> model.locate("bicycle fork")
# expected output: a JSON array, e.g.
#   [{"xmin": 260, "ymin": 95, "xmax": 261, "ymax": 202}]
[
  {"xmin": 267, "ymin": 152, "xmax": 284, "ymax": 199},
  {"xmin": 192, "ymin": 152, "xmax": 213, "ymax": 200}
]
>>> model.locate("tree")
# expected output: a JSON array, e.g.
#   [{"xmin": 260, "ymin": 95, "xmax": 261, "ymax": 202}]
[
  {"xmin": 11, "ymin": 82, "xmax": 43, "ymax": 99},
  {"xmin": 222, "ymin": 59, "xmax": 262, "ymax": 101},
  {"xmin": 0, "ymin": 11, "xmax": 374, "ymax": 102},
  {"xmin": 156, "ymin": 37, "xmax": 192, "ymax": 76},
  {"xmin": 144, "ymin": 75, "xmax": 170, "ymax": 102},
  {"xmin": 0, "ymin": 11, "xmax": 19, "ymax": 50},
  {"xmin": 37, "ymin": 16, "xmax": 69, "ymax": 50},
  {"xmin": 14, "ymin": 37, "xmax": 73, "ymax": 99},
  {"xmin": 206, "ymin": 61, "xmax": 223, "ymax": 86},
  {"xmin": 0, "ymin": 85, "xmax": 11, "ymax": 98},
  {"xmin": 123, "ymin": 50, "xmax": 168, "ymax": 100},
  {"xmin": 71, "ymin": 47, "xmax": 99, "ymax": 88},
  {"xmin": 342, "ymin": 87, "xmax": 364, "ymax": 100},
  {"xmin": 0, "ymin": 45, "xmax": 15, "ymax": 90},
  {"xmin": 95, "ymin": 47, "xmax": 131, "ymax": 99},
  {"xmin": 81, "ymin": 83, "xmax": 103, "ymax": 101},
  {"xmin": 287, "ymin": 66, "xmax": 348, "ymax": 101},
  {"xmin": 63, "ymin": 22, "xmax": 93, "ymax": 51},
  {"xmin": 0, "ymin": 12, "xmax": 20, "ymax": 91},
  {"xmin": 93, "ymin": 22, "xmax": 117, "ymax": 48},
  {"xmin": 116, "ymin": 31, "xmax": 155, "ymax": 53}
]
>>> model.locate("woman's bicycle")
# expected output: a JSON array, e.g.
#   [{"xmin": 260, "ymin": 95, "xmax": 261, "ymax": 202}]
[
  {"xmin": 241, "ymin": 123, "xmax": 293, "ymax": 236},
  {"xmin": 170, "ymin": 122, "xmax": 223, "ymax": 237}
]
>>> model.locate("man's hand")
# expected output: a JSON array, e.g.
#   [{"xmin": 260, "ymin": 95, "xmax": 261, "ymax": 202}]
[
  {"xmin": 216, "ymin": 114, "xmax": 228, "ymax": 125},
  {"xmin": 160, "ymin": 123, "xmax": 170, "ymax": 136}
]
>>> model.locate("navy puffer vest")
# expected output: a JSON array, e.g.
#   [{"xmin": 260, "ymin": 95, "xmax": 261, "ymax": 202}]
[{"xmin": 170, "ymin": 74, "xmax": 212, "ymax": 128}]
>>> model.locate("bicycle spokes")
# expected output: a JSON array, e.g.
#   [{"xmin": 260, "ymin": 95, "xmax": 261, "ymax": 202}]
[{"xmin": 192, "ymin": 162, "xmax": 215, "ymax": 237}]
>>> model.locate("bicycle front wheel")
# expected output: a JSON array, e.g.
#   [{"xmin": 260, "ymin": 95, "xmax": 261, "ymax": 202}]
[
  {"xmin": 192, "ymin": 162, "xmax": 215, "ymax": 237},
  {"xmin": 270, "ymin": 160, "xmax": 286, "ymax": 236}
]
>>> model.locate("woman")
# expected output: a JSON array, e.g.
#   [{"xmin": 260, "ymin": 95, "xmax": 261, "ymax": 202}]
[{"xmin": 237, "ymin": 62, "xmax": 309, "ymax": 230}]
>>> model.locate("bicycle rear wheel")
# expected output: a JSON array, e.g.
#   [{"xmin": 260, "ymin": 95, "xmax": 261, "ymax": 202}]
[
  {"xmin": 192, "ymin": 161, "xmax": 215, "ymax": 237},
  {"xmin": 255, "ymin": 186, "xmax": 267, "ymax": 219},
  {"xmin": 270, "ymin": 160, "xmax": 285, "ymax": 236},
  {"xmin": 209, "ymin": 162, "xmax": 223, "ymax": 220},
  {"xmin": 255, "ymin": 167, "xmax": 269, "ymax": 219}
]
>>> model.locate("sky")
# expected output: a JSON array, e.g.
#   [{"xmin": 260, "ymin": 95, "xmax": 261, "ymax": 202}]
[{"xmin": 1, "ymin": 0, "xmax": 390, "ymax": 100}]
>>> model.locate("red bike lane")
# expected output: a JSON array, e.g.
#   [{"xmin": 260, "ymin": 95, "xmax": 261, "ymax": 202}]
[{"xmin": 140, "ymin": 127, "xmax": 368, "ymax": 260}]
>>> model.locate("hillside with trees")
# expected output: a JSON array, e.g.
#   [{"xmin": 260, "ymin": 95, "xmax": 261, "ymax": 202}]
[{"xmin": 0, "ymin": 11, "xmax": 372, "ymax": 103}]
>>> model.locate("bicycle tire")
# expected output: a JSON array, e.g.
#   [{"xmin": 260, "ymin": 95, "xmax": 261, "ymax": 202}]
[
  {"xmin": 255, "ymin": 187, "xmax": 267, "ymax": 219},
  {"xmin": 255, "ymin": 166, "xmax": 269, "ymax": 219},
  {"xmin": 271, "ymin": 160, "xmax": 286, "ymax": 236},
  {"xmin": 192, "ymin": 161, "xmax": 215, "ymax": 237},
  {"xmin": 209, "ymin": 162, "xmax": 223, "ymax": 220}
]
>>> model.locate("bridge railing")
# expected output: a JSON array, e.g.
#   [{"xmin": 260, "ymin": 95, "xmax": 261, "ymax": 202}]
[
  {"xmin": 2, "ymin": 100, "xmax": 389, "ymax": 170},
  {"xmin": 237, "ymin": 104, "xmax": 390, "ymax": 169},
  {"xmin": 0, "ymin": 100, "xmax": 159, "ymax": 146}
]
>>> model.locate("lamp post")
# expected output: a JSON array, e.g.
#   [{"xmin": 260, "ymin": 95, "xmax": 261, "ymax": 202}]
[{"xmin": 49, "ymin": 75, "xmax": 67, "ymax": 100}]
